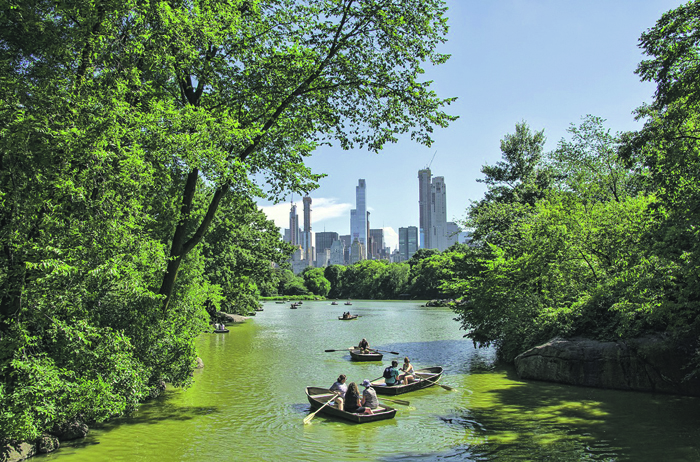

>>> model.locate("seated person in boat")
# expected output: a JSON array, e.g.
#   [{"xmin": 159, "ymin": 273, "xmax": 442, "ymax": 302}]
[
  {"xmin": 329, "ymin": 374, "xmax": 347, "ymax": 410},
  {"xmin": 383, "ymin": 360, "xmax": 401, "ymax": 386},
  {"xmin": 399, "ymin": 356, "xmax": 415, "ymax": 385},
  {"xmin": 358, "ymin": 338, "xmax": 370, "ymax": 353},
  {"xmin": 345, "ymin": 382, "xmax": 373, "ymax": 415},
  {"xmin": 361, "ymin": 379, "xmax": 378, "ymax": 409}
]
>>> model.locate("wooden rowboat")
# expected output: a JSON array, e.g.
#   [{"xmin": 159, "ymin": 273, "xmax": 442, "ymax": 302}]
[
  {"xmin": 338, "ymin": 314, "xmax": 358, "ymax": 320},
  {"xmin": 349, "ymin": 349, "xmax": 383, "ymax": 361},
  {"xmin": 213, "ymin": 329, "xmax": 229, "ymax": 333},
  {"xmin": 305, "ymin": 387, "xmax": 396, "ymax": 423},
  {"xmin": 371, "ymin": 366, "xmax": 443, "ymax": 395}
]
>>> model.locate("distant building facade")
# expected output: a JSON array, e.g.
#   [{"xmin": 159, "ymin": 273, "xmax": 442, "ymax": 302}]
[
  {"xmin": 330, "ymin": 240, "xmax": 346, "ymax": 265},
  {"xmin": 398, "ymin": 226, "xmax": 418, "ymax": 262},
  {"xmin": 350, "ymin": 238, "xmax": 365, "ymax": 265},
  {"xmin": 315, "ymin": 231, "xmax": 339, "ymax": 256},
  {"xmin": 369, "ymin": 228, "xmax": 385, "ymax": 260}
]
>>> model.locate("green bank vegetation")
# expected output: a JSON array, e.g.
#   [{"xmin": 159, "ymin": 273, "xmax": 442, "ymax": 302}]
[
  {"xmin": 0, "ymin": 0, "xmax": 454, "ymax": 446},
  {"xmin": 283, "ymin": 2, "xmax": 700, "ymax": 384}
]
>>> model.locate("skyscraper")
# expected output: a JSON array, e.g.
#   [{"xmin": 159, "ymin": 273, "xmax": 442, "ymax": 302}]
[
  {"xmin": 398, "ymin": 226, "xmax": 418, "ymax": 262},
  {"xmin": 369, "ymin": 228, "xmax": 385, "ymax": 260},
  {"xmin": 419, "ymin": 170, "xmax": 460, "ymax": 251},
  {"xmin": 315, "ymin": 231, "xmax": 339, "ymax": 256},
  {"xmin": 350, "ymin": 179, "xmax": 367, "ymax": 259},
  {"xmin": 301, "ymin": 196, "xmax": 314, "ymax": 264},
  {"xmin": 288, "ymin": 203, "xmax": 299, "ymax": 246},
  {"xmin": 418, "ymin": 169, "xmax": 432, "ymax": 249}
]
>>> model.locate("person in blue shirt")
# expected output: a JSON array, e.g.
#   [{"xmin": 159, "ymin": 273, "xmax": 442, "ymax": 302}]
[{"xmin": 383, "ymin": 360, "xmax": 401, "ymax": 386}]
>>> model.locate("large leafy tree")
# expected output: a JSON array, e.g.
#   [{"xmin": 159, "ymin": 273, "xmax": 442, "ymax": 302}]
[
  {"xmin": 619, "ymin": 0, "xmax": 700, "ymax": 373},
  {"xmin": 0, "ymin": 0, "xmax": 455, "ymax": 444},
  {"xmin": 203, "ymin": 195, "xmax": 293, "ymax": 315},
  {"xmin": 454, "ymin": 117, "xmax": 653, "ymax": 361},
  {"xmin": 467, "ymin": 121, "xmax": 554, "ymax": 247}
]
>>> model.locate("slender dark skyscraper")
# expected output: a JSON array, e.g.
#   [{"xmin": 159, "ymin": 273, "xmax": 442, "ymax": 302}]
[
  {"xmin": 418, "ymin": 169, "xmax": 432, "ymax": 249},
  {"xmin": 302, "ymin": 196, "xmax": 313, "ymax": 262},
  {"xmin": 288, "ymin": 203, "xmax": 299, "ymax": 246}
]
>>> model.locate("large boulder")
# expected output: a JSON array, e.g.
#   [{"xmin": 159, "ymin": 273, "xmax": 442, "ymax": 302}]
[
  {"xmin": 216, "ymin": 312, "xmax": 247, "ymax": 324},
  {"xmin": 514, "ymin": 336, "xmax": 700, "ymax": 396},
  {"xmin": 3, "ymin": 442, "xmax": 36, "ymax": 462},
  {"xmin": 50, "ymin": 420, "xmax": 89, "ymax": 441}
]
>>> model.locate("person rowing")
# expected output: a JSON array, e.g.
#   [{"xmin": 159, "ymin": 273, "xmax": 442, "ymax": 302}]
[
  {"xmin": 329, "ymin": 374, "xmax": 348, "ymax": 410},
  {"xmin": 358, "ymin": 338, "xmax": 370, "ymax": 353}
]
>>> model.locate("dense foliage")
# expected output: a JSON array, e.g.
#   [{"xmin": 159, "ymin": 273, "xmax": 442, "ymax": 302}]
[
  {"xmin": 450, "ymin": 0, "xmax": 700, "ymax": 372},
  {"xmin": 0, "ymin": 0, "xmax": 454, "ymax": 446}
]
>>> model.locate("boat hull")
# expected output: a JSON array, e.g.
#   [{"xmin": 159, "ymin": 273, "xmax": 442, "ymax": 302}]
[
  {"xmin": 349, "ymin": 349, "xmax": 383, "ymax": 361},
  {"xmin": 371, "ymin": 367, "xmax": 443, "ymax": 395},
  {"xmin": 305, "ymin": 387, "xmax": 396, "ymax": 423},
  {"xmin": 338, "ymin": 315, "xmax": 358, "ymax": 320}
]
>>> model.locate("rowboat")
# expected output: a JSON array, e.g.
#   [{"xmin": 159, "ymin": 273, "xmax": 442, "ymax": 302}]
[
  {"xmin": 338, "ymin": 314, "xmax": 358, "ymax": 320},
  {"xmin": 290, "ymin": 305, "xmax": 298, "ymax": 309},
  {"xmin": 371, "ymin": 366, "xmax": 443, "ymax": 395},
  {"xmin": 344, "ymin": 302, "xmax": 352, "ymax": 305},
  {"xmin": 349, "ymin": 348, "xmax": 383, "ymax": 361},
  {"xmin": 213, "ymin": 329, "xmax": 229, "ymax": 333},
  {"xmin": 305, "ymin": 387, "xmax": 397, "ymax": 423},
  {"xmin": 331, "ymin": 301, "xmax": 338, "ymax": 305}
]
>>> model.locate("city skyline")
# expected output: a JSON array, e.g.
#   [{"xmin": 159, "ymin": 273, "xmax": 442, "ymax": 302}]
[{"xmin": 261, "ymin": 1, "xmax": 683, "ymax": 251}]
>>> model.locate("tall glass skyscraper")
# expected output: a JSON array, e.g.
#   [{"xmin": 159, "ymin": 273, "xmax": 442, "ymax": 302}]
[{"xmin": 350, "ymin": 179, "xmax": 367, "ymax": 259}]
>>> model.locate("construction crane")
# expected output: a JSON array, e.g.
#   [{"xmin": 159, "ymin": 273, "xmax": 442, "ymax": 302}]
[{"xmin": 425, "ymin": 150, "xmax": 437, "ymax": 170}]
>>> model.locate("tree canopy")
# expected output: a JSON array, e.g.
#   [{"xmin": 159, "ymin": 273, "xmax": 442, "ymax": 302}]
[{"xmin": 0, "ymin": 0, "xmax": 456, "ymax": 445}]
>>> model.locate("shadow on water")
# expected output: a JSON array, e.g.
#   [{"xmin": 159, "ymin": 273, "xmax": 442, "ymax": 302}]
[
  {"xmin": 92, "ymin": 390, "xmax": 220, "ymax": 433},
  {"xmin": 378, "ymin": 339, "xmax": 497, "ymax": 376}
]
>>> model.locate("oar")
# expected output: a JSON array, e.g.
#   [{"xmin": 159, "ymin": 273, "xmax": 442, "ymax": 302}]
[
  {"xmin": 370, "ymin": 348, "xmax": 400, "ymax": 355},
  {"xmin": 303, "ymin": 393, "xmax": 338, "ymax": 424},
  {"xmin": 419, "ymin": 375, "xmax": 456, "ymax": 391},
  {"xmin": 379, "ymin": 397, "xmax": 410, "ymax": 406},
  {"xmin": 324, "ymin": 348, "xmax": 353, "ymax": 352}
]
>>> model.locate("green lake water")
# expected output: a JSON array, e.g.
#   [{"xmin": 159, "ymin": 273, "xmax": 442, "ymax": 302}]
[{"xmin": 38, "ymin": 300, "xmax": 700, "ymax": 461}]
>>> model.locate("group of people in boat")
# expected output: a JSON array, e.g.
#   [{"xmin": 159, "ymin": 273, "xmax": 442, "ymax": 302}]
[
  {"xmin": 213, "ymin": 322, "xmax": 226, "ymax": 331},
  {"xmin": 328, "ymin": 354, "xmax": 416, "ymax": 415},
  {"xmin": 329, "ymin": 374, "xmax": 378, "ymax": 415},
  {"xmin": 383, "ymin": 357, "xmax": 415, "ymax": 386},
  {"xmin": 341, "ymin": 311, "xmax": 353, "ymax": 319}
]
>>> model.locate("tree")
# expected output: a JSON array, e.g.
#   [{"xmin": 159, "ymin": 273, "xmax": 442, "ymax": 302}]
[
  {"xmin": 552, "ymin": 115, "xmax": 639, "ymax": 202},
  {"xmin": 324, "ymin": 265, "xmax": 347, "ymax": 298},
  {"xmin": 619, "ymin": 0, "xmax": 700, "ymax": 375},
  {"xmin": 301, "ymin": 267, "xmax": 331, "ymax": 297},
  {"xmin": 0, "ymin": 0, "xmax": 456, "ymax": 442},
  {"xmin": 203, "ymin": 196, "xmax": 293, "ymax": 314},
  {"xmin": 277, "ymin": 269, "xmax": 309, "ymax": 296},
  {"xmin": 467, "ymin": 121, "xmax": 554, "ymax": 246}
]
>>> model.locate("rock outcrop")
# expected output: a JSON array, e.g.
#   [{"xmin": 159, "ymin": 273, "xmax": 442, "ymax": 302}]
[
  {"xmin": 216, "ymin": 312, "xmax": 247, "ymax": 324},
  {"xmin": 514, "ymin": 336, "xmax": 700, "ymax": 396}
]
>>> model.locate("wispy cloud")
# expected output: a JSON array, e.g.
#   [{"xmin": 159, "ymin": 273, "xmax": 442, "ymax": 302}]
[
  {"xmin": 259, "ymin": 197, "xmax": 352, "ymax": 230},
  {"xmin": 383, "ymin": 227, "xmax": 398, "ymax": 251}
]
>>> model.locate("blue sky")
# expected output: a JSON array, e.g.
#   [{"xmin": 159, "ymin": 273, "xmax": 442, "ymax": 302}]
[{"xmin": 260, "ymin": 0, "xmax": 682, "ymax": 251}]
